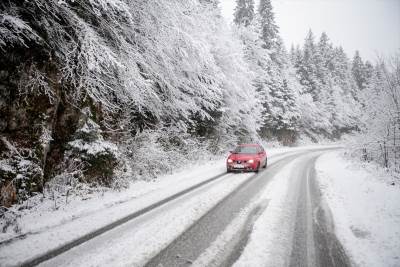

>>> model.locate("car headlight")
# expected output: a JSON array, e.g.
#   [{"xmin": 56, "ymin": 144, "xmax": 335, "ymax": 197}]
[
  {"xmin": 227, "ymin": 159, "xmax": 233, "ymax": 163},
  {"xmin": 248, "ymin": 159, "xmax": 254, "ymax": 164}
]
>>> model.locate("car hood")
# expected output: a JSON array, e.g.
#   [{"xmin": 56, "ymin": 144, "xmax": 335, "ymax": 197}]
[{"xmin": 228, "ymin": 154, "xmax": 257, "ymax": 161}]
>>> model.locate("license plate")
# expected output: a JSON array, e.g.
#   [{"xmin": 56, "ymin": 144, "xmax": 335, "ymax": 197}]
[{"xmin": 233, "ymin": 164, "xmax": 244, "ymax": 169}]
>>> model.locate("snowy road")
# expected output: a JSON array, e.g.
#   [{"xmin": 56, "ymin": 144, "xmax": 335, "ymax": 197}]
[
  {"xmin": 146, "ymin": 149, "xmax": 350, "ymax": 267},
  {"xmin": 1, "ymin": 147, "xmax": 351, "ymax": 267},
  {"xmin": 146, "ymin": 152, "xmax": 303, "ymax": 267},
  {"xmin": 288, "ymin": 154, "xmax": 349, "ymax": 267}
]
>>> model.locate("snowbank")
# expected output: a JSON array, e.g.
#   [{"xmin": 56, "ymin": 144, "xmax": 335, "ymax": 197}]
[{"xmin": 316, "ymin": 151, "xmax": 400, "ymax": 267}]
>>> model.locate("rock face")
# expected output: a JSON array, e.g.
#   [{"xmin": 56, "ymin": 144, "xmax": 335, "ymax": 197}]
[
  {"xmin": 64, "ymin": 109, "xmax": 119, "ymax": 186},
  {"xmin": 0, "ymin": 80, "xmax": 120, "ymax": 205},
  {"xmin": 0, "ymin": 0, "xmax": 127, "ymax": 206},
  {"xmin": 0, "ymin": 45, "xmax": 117, "ymax": 206},
  {"xmin": 0, "ymin": 94, "xmax": 118, "ymax": 206}
]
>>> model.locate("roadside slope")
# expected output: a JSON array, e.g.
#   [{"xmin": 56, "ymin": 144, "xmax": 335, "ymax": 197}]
[{"xmin": 316, "ymin": 151, "xmax": 400, "ymax": 267}]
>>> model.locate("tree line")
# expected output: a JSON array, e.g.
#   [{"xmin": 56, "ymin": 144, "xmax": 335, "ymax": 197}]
[{"xmin": 234, "ymin": 0, "xmax": 399, "ymax": 171}]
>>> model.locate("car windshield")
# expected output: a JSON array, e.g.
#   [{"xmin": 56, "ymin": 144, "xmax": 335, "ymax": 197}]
[{"xmin": 233, "ymin": 146, "xmax": 258, "ymax": 154}]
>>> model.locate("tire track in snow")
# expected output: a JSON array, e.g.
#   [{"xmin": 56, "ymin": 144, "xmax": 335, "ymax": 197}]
[
  {"xmin": 17, "ymin": 172, "xmax": 231, "ymax": 267},
  {"xmin": 12, "ymin": 149, "xmax": 333, "ymax": 267},
  {"xmin": 144, "ymin": 152, "xmax": 308, "ymax": 267},
  {"xmin": 289, "ymin": 153, "xmax": 351, "ymax": 267}
]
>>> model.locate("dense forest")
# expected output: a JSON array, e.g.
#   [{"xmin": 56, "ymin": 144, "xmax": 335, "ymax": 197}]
[{"xmin": 0, "ymin": 0, "xmax": 399, "ymax": 208}]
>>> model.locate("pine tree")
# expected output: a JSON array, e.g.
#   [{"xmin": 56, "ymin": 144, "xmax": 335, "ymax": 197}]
[
  {"xmin": 254, "ymin": 0, "xmax": 300, "ymax": 143},
  {"xmin": 364, "ymin": 60, "xmax": 374, "ymax": 87},
  {"xmin": 352, "ymin": 50, "xmax": 367, "ymax": 90},
  {"xmin": 314, "ymin": 32, "xmax": 329, "ymax": 84},
  {"xmin": 258, "ymin": 0, "xmax": 279, "ymax": 51},
  {"xmin": 332, "ymin": 46, "xmax": 349, "ymax": 81},
  {"xmin": 199, "ymin": 0, "xmax": 219, "ymax": 8},
  {"xmin": 292, "ymin": 44, "xmax": 302, "ymax": 68},
  {"xmin": 303, "ymin": 29, "xmax": 316, "ymax": 63},
  {"xmin": 289, "ymin": 44, "xmax": 296, "ymax": 64},
  {"xmin": 258, "ymin": 66, "xmax": 300, "ymax": 144},
  {"xmin": 317, "ymin": 32, "xmax": 334, "ymax": 72},
  {"xmin": 234, "ymin": 0, "xmax": 255, "ymax": 27},
  {"xmin": 289, "ymin": 30, "xmax": 364, "ymax": 139},
  {"xmin": 296, "ymin": 30, "xmax": 319, "ymax": 98}
]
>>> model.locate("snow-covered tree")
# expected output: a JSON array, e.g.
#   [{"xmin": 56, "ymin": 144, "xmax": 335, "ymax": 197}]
[
  {"xmin": 258, "ymin": 0, "xmax": 279, "ymax": 51},
  {"xmin": 296, "ymin": 30, "xmax": 320, "ymax": 99},
  {"xmin": 291, "ymin": 31, "xmax": 362, "ymax": 138},
  {"xmin": 0, "ymin": 0, "xmax": 265, "ymax": 205},
  {"xmin": 356, "ymin": 55, "xmax": 400, "ymax": 171},
  {"xmin": 234, "ymin": 0, "xmax": 255, "ymax": 27},
  {"xmin": 241, "ymin": 0, "xmax": 299, "ymax": 143},
  {"xmin": 352, "ymin": 50, "xmax": 368, "ymax": 90},
  {"xmin": 291, "ymin": 44, "xmax": 302, "ymax": 67},
  {"xmin": 316, "ymin": 32, "xmax": 334, "ymax": 80}
]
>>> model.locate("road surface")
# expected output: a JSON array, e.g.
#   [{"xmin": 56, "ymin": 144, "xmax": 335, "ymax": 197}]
[
  {"xmin": 3, "ymin": 149, "xmax": 351, "ymax": 267},
  {"xmin": 145, "ymin": 150, "xmax": 350, "ymax": 267}
]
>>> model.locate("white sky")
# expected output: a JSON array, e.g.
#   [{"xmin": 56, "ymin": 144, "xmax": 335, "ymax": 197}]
[{"xmin": 219, "ymin": 0, "xmax": 400, "ymax": 61}]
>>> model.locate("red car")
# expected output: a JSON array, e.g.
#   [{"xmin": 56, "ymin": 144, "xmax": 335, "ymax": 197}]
[{"xmin": 226, "ymin": 144, "xmax": 267, "ymax": 173}]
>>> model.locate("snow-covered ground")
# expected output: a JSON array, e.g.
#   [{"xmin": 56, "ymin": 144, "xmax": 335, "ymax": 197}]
[
  {"xmin": 209, "ymin": 148, "xmax": 400, "ymax": 267},
  {"xmin": 316, "ymin": 151, "xmax": 400, "ymax": 267},
  {"xmin": 38, "ymin": 171, "xmax": 253, "ymax": 267},
  {"xmin": 0, "ymin": 145, "xmax": 332, "ymax": 243},
  {"xmin": 0, "ymin": 146, "xmax": 325, "ymax": 266},
  {"xmin": 0, "ymin": 159, "xmax": 225, "ymax": 242},
  {"xmin": 0, "ymin": 145, "xmax": 342, "ymax": 266},
  {"xmin": 0, "ymin": 157, "xmax": 231, "ymax": 265}
]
